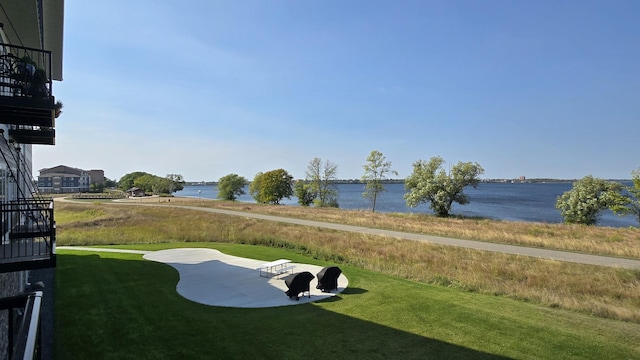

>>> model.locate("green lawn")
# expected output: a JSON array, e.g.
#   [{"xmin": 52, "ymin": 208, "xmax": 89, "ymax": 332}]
[{"xmin": 55, "ymin": 243, "xmax": 640, "ymax": 359}]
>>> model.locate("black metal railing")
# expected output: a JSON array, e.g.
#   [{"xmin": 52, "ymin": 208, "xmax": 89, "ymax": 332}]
[
  {"xmin": 0, "ymin": 44, "xmax": 52, "ymax": 100},
  {"xmin": 6, "ymin": 127, "xmax": 55, "ymax": 145},
  {"xmin": 0, "ymin": 44, "xmax": 55, "ymax": 144},
  {"xmin": 0, "ymin": 290, "xmax": 43, "ymax": 360},
  {"xmin": 0, "ymin": 199, "xmax": 55, "ymax": 273}
]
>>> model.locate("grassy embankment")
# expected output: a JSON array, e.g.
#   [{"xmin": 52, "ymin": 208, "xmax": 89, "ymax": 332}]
[
  {"xmin": 56, "ymin": 198, "xmax": 640, "ymax": 323},
  {"xmin": 54, "ymin": 198, "xmax": 640, "ymax": 358},
  {"xmin": 56, "ymin": 245, "xmax": 640, "ymax": 359}
]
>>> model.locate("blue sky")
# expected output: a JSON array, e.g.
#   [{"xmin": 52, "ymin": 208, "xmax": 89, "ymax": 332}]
[{"xmin": 34, "ymin": 0, "xmax": 640, "ymax": 181}]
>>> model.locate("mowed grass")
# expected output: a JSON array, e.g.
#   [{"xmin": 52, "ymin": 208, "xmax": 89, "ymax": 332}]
[
  {"xmin": 55, "ymin": 200, "xmax": 640, "ymax": 323},
  {"xmin": 55, "ymin": 244, "xmax": 640, "ymax": 360}
]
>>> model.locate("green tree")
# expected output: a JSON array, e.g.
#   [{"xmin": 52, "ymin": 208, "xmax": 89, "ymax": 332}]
[
  {"xmin": 165, "ymin": 174, "xmax": 185, "ymax": 193},
  {"xmin": 217, "ymin": 174, "xmax": 247, "ymax": 201},
  {"xmin": 104, "ymin": 177, "xmax": 117, "ymax": 188},
  {"xmin": 294, "ymin": 181, "xmax": 316, "ymax": 206},
  {"xmin": 306, "ymin": 157, "xmax": 339, "ymax": 207},
  {"xmin": 154, "ymin": 178, "xmax": 173, "ymax": 194},
  {"xmin": 612, "ymin": 168, "xmax": 640, "ymax": 226},
  {"xmin": 134, "ymin": 174, "xmax": 161, "ymax": 194},
  {"xmin": 404, "ymin": 156, "xmax": 484, "ymax": 217},
  {"xmin": 362, "ymin": 150, "xmax": 398, "ymax": 212},
  {"xmin": 555, "ymin": 175, "xmax": 627, "ymax": 226},
  {"xmin": 249, "ymin": 172, "xmax": 263, "ymax": 202},
  {"xmin": 89, "ymin": 182, "xmax": 105, "ymax": 193},
  {"xmin": 118, "ymin": 171, "xmax": 151, "ymax": 191},
  {"xmin": 117, "ymin": 172, "xmax": 183, "ymax": 194},
  {"xmin": 250, "ymin": 169, "xmax": 293, "ymax": 204}
]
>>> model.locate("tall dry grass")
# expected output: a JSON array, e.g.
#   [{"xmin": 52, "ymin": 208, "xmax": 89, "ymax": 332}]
[
  {"xmin": 146, "ymin": 197, "xmax": 640, "ymax": 259},
  {"xmin": 55, "ymin": 200, "xmax": 640, "ymax": 323}
]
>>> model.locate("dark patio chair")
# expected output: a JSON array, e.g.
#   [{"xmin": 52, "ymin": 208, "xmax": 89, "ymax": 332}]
[
  {"xmin": 316, "ymin": 266, "xmax": 341, "ymax": 292},
  {"xmin": 283, "ymin": 271, "xmax": 315, "ymax": 300}
]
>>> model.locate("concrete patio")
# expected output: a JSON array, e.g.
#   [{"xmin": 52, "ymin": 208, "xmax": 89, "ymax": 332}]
[
  {"xmin": 143, "ymin": 248, "xmax": 348, "ymax": 307},
  {"xmin": 54, "ymin": 247, "xmax": 342, "ymax": 308}
]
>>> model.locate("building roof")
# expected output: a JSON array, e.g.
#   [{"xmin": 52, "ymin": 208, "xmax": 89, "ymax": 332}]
[
  {"xmin": 38, "ymin": 172, "xmax": 81, "ymax": 178},
  {"xmin": 39, "ymin": 165, "xmax": 86, "ymax": 176}
]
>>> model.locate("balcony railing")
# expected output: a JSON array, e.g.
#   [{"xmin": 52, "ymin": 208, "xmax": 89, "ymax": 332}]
[
  {"xmin": 0, "ymin": 198, "xmax": 56, "ymax": 273},
  {"xmin": 0, "ymin": 290, "xmax": 43, "ymax": 360},
  {"xmin": 0, "ymin": 44, "xmax": 56, "ymax": 146},
  {"xmin": 0, "ymin": 43, "xmax": 53, "ymax": 103},
  {"xmin": 7, "ymin": 127, "xmax": 55, "ymax": 146}
]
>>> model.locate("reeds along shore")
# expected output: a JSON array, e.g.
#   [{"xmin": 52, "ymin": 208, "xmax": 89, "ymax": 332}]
[{"xmin": 56, "ymin": 198, "xmax": 640, "ymax": 323}]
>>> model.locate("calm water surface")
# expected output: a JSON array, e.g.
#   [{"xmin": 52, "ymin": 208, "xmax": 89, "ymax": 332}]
[{"xmin": 176, "ymin": 182, "xmax": 637, "ymax": 228}]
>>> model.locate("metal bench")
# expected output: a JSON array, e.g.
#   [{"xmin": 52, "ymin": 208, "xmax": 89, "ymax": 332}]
[{"xmin": 257, "ymin": 259, "xmax": 294, "ymax": 278}]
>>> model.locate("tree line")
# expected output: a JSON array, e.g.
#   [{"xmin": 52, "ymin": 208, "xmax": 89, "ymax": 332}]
[
  {"xmin": 216, "ymin": 150, "xmax": 487, "ymax": 216},
  {"xmin": 116, "ymin": 172, "xmax": 185, "ymax": 195},
  {"xmin": 118, "ymin": 151, "xmax": 640, "ymax": 227}
]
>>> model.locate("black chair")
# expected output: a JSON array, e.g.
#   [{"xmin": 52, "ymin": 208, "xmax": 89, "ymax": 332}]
[
  {"xmin": 316, "ymin": 266, "xmax": 341, "ymax": 292},
  {"xmin": 283, "ymin": 271, "xmax": 315, "ymax": 300}
]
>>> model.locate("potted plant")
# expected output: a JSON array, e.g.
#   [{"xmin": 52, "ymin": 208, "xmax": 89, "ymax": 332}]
[
  {"xmin": 54, "ymin": 101, "xmax": 63, "ymax": 118},
  {"xmin": 17, "ymin": 55, "xmax": 48, "ymax": 97}
]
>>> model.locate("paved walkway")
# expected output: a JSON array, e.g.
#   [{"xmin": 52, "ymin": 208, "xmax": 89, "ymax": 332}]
[
  {"xmin": 60, "ymin": 197, "xmax": 640, "ymax": 269},
  {"xmin": 113, "ymin": 201, "xmax": 640, "ymax": 270}
]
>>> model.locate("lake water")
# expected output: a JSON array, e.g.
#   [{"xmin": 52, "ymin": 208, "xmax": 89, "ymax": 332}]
[{"xmin": 176, "ymin": 182, "xmax": 638, "ymax": 228}]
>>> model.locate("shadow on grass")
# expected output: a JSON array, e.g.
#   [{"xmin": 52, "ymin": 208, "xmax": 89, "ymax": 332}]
[
  {"xmin": 341, "ymin": 287, "xmax": 367, "ymax": 295},
  {"xmin": 55, "ymin": 252, "xmax": 511, "ymax": 359}
]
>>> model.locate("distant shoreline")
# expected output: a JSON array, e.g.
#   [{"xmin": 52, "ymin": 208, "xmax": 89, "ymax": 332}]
[{"xmin": 184, "ymin": 178, "xmax": 630, "ymax": 186}]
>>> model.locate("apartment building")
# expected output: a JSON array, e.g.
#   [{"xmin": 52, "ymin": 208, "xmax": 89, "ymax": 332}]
[
  {"xmin": 0, "ymin": 1, "xmax": 64, "ymax": 358},
  {"xmin": 37, "ymin": 165, "xmax": 104, "ymax": 193}
]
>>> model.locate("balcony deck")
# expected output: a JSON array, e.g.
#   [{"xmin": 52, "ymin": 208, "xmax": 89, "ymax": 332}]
[
  {"xmin": 0, "ymin": 240, "xmax": 55, "ymax": 272},
  {"xmin": 0, "ymin": 44, "xmax": 56, "ymax": 145},
  {"xmin": 7, "ymin": 126, "xmax": 55, "ymax": 145},
  {"xmin": 0, "ymin": 97, "xmax": 55, "ymax": 127},
  {"xmin": 0, "ymin": 198, "xmax": 56, "ymax": 273}
]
